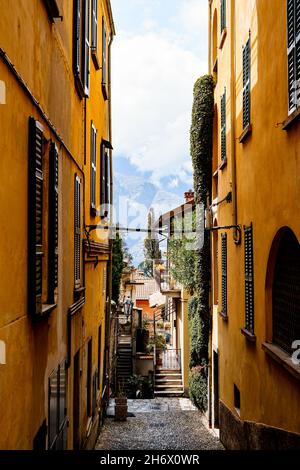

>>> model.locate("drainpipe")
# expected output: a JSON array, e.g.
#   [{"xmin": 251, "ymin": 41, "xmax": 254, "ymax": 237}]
[{"xmin": 230, "ymin": 0, "xmax": 238, "ymax": 243}]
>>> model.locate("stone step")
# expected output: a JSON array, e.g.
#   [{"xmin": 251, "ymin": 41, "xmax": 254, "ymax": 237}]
[
  {"xmin": 156, "ymin": 368, "xmax": 181, "ymax": 373},
  {"xmin": 155, "ymin": 379, "xmax": 182, "ymax": 385},
  {"xmin": 154, "ymin": 390, "xmax": 184, "ymax": 396},
  {"xmin": 155, "ymin": 384, "xmax": 183, "ymax": 389}
]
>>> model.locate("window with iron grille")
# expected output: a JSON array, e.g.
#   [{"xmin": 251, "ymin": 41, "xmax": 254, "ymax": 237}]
[
  {"xmin": 48, "ymin": 361, "xmax": 67, "ymax": 450},
  {"xmin": 90, "ymin": 123, "xmax": 97, "ymax": 213},
  {"xmin": 244, "ymin": 224, "xmax": 254, "ymax": 335},
  {"xmin": 221, "ymin": 89, "xmax": 226, "ymax": 161},
  {"xmin": 220, "ymin": 0, "xmax": 226, "ymax": 33},
  {"xmin": 287, "ymin": 0, "xmax": 300, "ymax": 114},
  {"xmin": 48, "ymin": 143, "xmax": 59, "ymax": 303},
  {"xmin": 87, "ymin": 339, "xmax": 92, "ymax": 417},
  {"xmin": 273, "ymin": 230, "xmax": 300, "ymax": 354},
  {"xmin": 92, "ymin": 370, "xmax": 98, "ymax": 417},
  {"xmin": 97, "ymin": 325, "xmax": 102, "ymax": 389},
  {"xmin": 221, "ymin": 233, "xmax": 227, "ymax": 317},
  {"xmin": 28, "ymin": 117, "xmax": 44, "ymax": 316},
  {"xmin": 242, "ymin": 37, "xmax": 251, "ymax": 129},
  {"xmin": 74, "ymin": 175, "xmax": 81, "ymax": 287}
]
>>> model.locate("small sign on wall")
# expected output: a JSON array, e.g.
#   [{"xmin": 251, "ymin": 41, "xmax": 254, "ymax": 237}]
[{"xmin": 0, "ymin": 341, "xmax": 6, "ymax": 364}]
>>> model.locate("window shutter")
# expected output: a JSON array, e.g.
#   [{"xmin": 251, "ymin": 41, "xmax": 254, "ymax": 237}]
[
  {"xmin": 90, "ymin": 123, "xmax": 97, "ymax": 210},
  {"xmin": 48, "ymin": 143, "xmax": 59, "ymax": 303},
  {"xmin": 74, "ymin": 176, "xmax": 81, "ymax": 287},
  {"xmin": 83, "ymin": 0, "xmax": 90, "ymax": 96},
  {"xmin": 73, "ymin": 0, "xmax": 81, "ymax": 75},
  {"xmin": 242, "ymin": 37, "xmax": 251, "ymax": 128},
  {"xmin": 221, "ymin": 0, "xmax": 226, "ymax": 33},
  {"xmin": 221, "ymin": 233, "xmax": 227, "ymax": 317},
  {"xmin": 244, "ymin": 224, "xmax": 254, "ymax": 334},
  {"xmin": 287, "ymin": 0, "xmax": 300, "ymax": 114},
  {"xmin": 91, "ymin": 0, "xmax": 98, "ymax": 51},
  {"xmin": 102, "ymin": 17, "xmax": 107, "ymax": 85},
  {"xmin": 28, "ymin": 117, "xmax": 44, "ymax": 315},
  {"xmin": 105, "ymin": 147, "xmax": 110, "ymax": 207},
  {"xmin": 100, "ymin": 142, "xmax": 105, "ymax": 216},
  {"xmin": 221, "ymin": 90, "xmax": 226, "ymax": 161}
]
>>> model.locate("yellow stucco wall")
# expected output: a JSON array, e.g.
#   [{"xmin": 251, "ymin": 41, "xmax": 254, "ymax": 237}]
[
  {"xmin": 210, "ymin": 0, "xmax": 300, "ymax": 435},
  {"xmin": 0, "ymin": 0, "xmax": 114, "ymax": 449}
]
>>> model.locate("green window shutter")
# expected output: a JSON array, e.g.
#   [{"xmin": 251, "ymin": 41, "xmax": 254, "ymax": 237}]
[
  {"xmin": 100, "ymin": 142, "xmax": 105, "ymax": 216},
  {"xmin": 244, "ymin": 224, "xmax": 254, "ymax": 334},
  {"xmin": 242, "ymin": 37, "xmax": 251, "ymax": 128},
  {"xmin": 91, "ymin": 0, "xmax": 98, "ymax": 51},
  {"xmin": 74, "ymin": 175, "xmax": 81, "ymax": 287},
  {"xmin": 90, "ymin": 123, "xmax": 97, "ymax": 210},
  {"xmin": 105, "ymin": 147, "xmax": 110, "ymax": 206},
  {"xmin": 221, "ymin": 89, "xmax": 226, "ymax": 161},
  {"xmin": 28, "ymin": 117, "xmax": 44, "ymax": 315},
  {"xmin": 102, "ymin": 17, "xmax": 107, "ymax": 86},
  {"xmin": 83, "ymin": 0, "xmax": 90, "ymax": 96},
  {"xmin": 48, "ymin": 143, "xmax": 59, "ymax": 303},
  {"xmin": 221, "ymin": 233, "xmax": 227, "ymax": 317},
  {"xmin": 220, "ymin": 0, "xmax": 226, "ymax": 33},
  {"xmin": 73, "ymin": 0, "xmax": 81, "ymax": 75}
]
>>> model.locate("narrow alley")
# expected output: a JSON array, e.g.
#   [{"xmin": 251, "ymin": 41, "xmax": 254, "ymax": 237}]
[{"xmin": 96, "ymin": 399, "xmax": 223, "ymax": 450}]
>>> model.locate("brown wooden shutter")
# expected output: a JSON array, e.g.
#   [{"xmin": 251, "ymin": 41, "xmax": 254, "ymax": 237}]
[
  {"xmin": 221, "ymin": 233, "xmax": 227, "ymax": 317},
  {"xmin": 73, "ymin": 0, "xmax": 81, "ymax": 75},
  {"xmin": 90, "ymin": 123, "xmax": 97, "ymax": 211},
  {"xmin": 74, "ymin": 175, "xmax": 81, "ymax": 287},
  {"xmin": 48, "ymin": 143, "xmax": 59, "ymax": 303},
  {"xmin": 28, "ymin": 117, "xmax": 44, "ymax": 315},
  {"xmin": 244, "ymin": 224, "xmax": 254, "ymax": 334}
]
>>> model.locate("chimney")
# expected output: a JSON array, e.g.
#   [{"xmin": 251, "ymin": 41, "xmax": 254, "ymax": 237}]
[{"xmin": 184, "ymin": 189, "xmax": 194, "ymax": 203}]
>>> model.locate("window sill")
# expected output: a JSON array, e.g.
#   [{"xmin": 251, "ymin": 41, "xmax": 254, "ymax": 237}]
[
  {"xmin": 43, "ymin": 0, "xmax": 61, "ymax": 22},
  {"xmin": 41, "ymin": 303, "xmax": 57, "ymax": 316},
  {"xmin": 213, "ymin": 168, "xmax": 219, "ymax": 178},
  {"xmin": 74, "ymin": 74, "xmax": 85, "ymax": 100},
  {"xmin": 239, "ymin": 123, "xmax": 252, "ymax": 143},
  {"xmin": 282, "ymin": 107, "xmax": 300, "ymax": 130},
  {"xmin": 262, "ymin": 342, "xmax": 300, "ymax": 381},
  {"xmin": 219, "ymin": 28, "xmax": 227, "ymax": 49},
  {"xmin": 219, "ymin": 311, "xmax": 228, "ymax": 321},
  {"xmin": 218, "ymin": 158, "xmax": 227, "ymax": 171},
  {"xmin": 91, "ymin": 50, "xmax": 100, "ymax": 71},
  {"xmin": 90, "ymin": 206, "xmax": 97, "ymax": 218},
  {"xmin": 74, "ymin": 286, "xmax": 85, "ymax": 301},
  {"xmin": 241, "ymin": 328, "xmax": 256, "ymax": 343}
]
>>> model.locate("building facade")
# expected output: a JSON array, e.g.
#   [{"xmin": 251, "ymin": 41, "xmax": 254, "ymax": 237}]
[
  {"xmin": 0, "ymin": 0, "xmax": 115, "ymax": 449},
  {"xmin": 209, "ymin": 0, "xmax": 300, "ymax": 449}
]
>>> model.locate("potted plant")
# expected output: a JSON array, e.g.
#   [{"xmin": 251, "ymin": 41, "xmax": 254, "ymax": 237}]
[{"xmin": 114, "ymin": 381, "xmax": 128, "ymax": 421}]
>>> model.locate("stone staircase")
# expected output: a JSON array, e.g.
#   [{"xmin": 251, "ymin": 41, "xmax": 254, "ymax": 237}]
[
  {"xmin": 154, "ymin": 368, "xmax": 184, "ymax": 397},
  {"xmin": 116, "ymin": 339, "xmax": 132, "ymax": 395}
]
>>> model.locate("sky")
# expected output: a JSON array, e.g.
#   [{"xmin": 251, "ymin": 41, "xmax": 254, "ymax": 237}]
[{"xmin": 110, "ymin": 0, "xmax": 208, "ymax": 264}]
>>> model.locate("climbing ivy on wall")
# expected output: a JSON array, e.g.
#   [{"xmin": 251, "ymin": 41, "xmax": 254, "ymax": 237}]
[{"xmin": 188, "ymin": 75, "xmax": 214, "ymax": 411}]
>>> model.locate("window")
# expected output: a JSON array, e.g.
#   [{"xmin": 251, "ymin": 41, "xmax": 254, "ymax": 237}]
[
  {"xmin": 287, "ymin": 0, "xmax": 300, "ymax": 114},
  {"xmin": 273, "ymin": 230, "xmax": 300, "ymax": 354},
  {"xmin": 91, "ymin": 0, "xmax": 98, "ymax": 51},
  {"xmin": 48, "ymin": 361, "xmax": 67, "ymax": 450},
  {"xmin": 87, "ymin": 339, "xmax": 92, "ymax": 417},
  {"xmin": 97, "ymin": 325, "xmax": 102, "ymax": 389},
  {"xmin": 92, "ymin": 371, "xmax": 98, "ymax": 417},
  {"xmin": 220, "ymin": 0, "xmax": 226, "ymax": 33},
  {"xmin": 102, "ymin": 16, "xmax": 108, "ymax": 98},
  {"xmin": 90, "ymin": 123, "xmax": 97, "ymax": 213},
  {"xmin": 244, "ymin": 224, "xmax": 255, "ymax": 336},
  {"xmin": 234, "ymin": 384, "xmax": 241, "ymax": 415},
  {"xmin": 242, "ymin": 36, "xmax": 251, "ymax": 129},
  {"xmin": 43, "ymin": 0, "xmax": 61, "ymax": 22},
  {"xmin": 221, "ymin": 233, "xmax": 227, "ymax": 317},
  {"xmin": 73, "ymin": 0, "xmax": 90, "ymax": 97},
  {"xmin": 48, "ymin": 143, "xmax": 59, "ymax": 303},
  {"xmin": 74, "ymin": 175, "xmax": 81, "ymax": 288},
  {"xmin": 220, "ymin": 89, "xmax": 226, "ymax": 161},
  {"xmin": 28, "ymin": 117, "xmax": 44, "ymax": 316},
  {"xmin": 100, "ymin": 140, "xmax": 111, "ymax": 217}
]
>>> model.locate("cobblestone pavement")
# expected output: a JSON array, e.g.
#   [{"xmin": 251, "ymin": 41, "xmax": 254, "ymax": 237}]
[{"xmin": 95, "ymin": 398, "xmax": 224, "ymax": 450}]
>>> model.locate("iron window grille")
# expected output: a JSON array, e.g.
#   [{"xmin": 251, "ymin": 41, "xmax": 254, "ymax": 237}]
[
  {"xmin": 244, "ymin": 224, "xmax": 254, "ymax": 335},
  {"xmin": 221, "ymin": 89, "xmax": 226, "ymax": 161},
  {"xmin": 221, "ymin": 233, "xmax": 227, "ymax": 317},
  {"xmin": 287, "ymin": 0, "xmax": 300, "ymax": 114},
  {"xmin": 242, "ymin": 36, "xmax": 251, "ymax": 129}
]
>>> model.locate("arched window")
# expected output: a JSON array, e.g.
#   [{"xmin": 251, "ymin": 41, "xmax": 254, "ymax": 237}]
[{"xmin": 272, "ymin": 229, "xmax": 300, "ymax": 354}]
